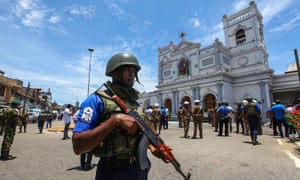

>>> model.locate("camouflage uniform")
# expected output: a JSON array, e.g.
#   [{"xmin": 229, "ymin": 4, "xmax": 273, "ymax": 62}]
[
  {"xmin": 0, "ymin": 110, "xmax": 5, "ymax": 136},
  {"xmin": 177, "ymin": 107, "xmax": 183, "ymax": 128},
  {"xmin": 152, "ymin": 106, "xmax": 162, "ymax": 134},
  {"xmin": 1, "ymin": 106, "xmax": 20, "ymax": 160},
  {"xmin": 19, "ymin": 110, "xmax": 28, "ymax": 133},
  {"xmin": 192, "ymin": 102, "xmax": 204, "ymax": 139},
  {"xmin": 243, "ymin": 99, "xmax": 261, "ymax": 145},
  {"xmin": 38, "ymin": 111, "xmax": 52, "ymax": 134},
  {"xmin": 182, "ymin": 102, "xmax": 191, "ymax": 138}
]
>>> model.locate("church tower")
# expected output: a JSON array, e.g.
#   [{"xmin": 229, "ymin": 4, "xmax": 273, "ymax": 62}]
[{"xmin": 222, "ymin": 1, "xmax": 269, "ymax": 72}]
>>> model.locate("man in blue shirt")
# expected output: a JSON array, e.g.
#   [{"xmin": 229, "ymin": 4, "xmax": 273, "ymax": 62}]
[
  {"xmin": 271, "ymin": 99, "xmax": 287, "ymax": 138},
  {"xmin": 216, "ymin": 102, "xmax": 231, "ymax": 136}
]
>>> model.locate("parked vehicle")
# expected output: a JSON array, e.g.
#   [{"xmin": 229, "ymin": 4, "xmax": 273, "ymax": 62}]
[{"xmin": 28, "ymin": 108, "xmax": 41, "ymax": 123}]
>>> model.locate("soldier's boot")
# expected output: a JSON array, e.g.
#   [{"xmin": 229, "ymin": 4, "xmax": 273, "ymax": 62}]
[
  {"xmin": 254, "ymin": 135, "xmax": 258, "ymax": 144},
  {"xmin": 0, "ymin": 151, "xmax": 9, "ymax": 160},
  {"xmin": 1, "ymin": 151, "xmax": 17, "ymax": 160},
  {"xmin": 251, "ymin": 136, "xmax": 257, "ymax": 145}
]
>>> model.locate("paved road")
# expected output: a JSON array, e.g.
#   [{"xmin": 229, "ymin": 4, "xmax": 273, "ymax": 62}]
[{"xmin": 0, "ymin": 121, "xmax": 300, "ymax": 180}]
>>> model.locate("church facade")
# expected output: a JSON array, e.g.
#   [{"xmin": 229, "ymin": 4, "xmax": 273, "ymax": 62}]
[{"xmin": 138, "ymin": 1, "xmax": 300, "ymax": 122}]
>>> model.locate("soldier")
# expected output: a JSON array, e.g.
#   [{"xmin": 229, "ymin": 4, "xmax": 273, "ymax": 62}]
[
  {"xmin": 214, "ymin": 104, "xmax": 220, "ymax": 132},
  {"xmin": 191, "ymin": 100, "xmax": 204, "ymax": 139},
  {"xmin": 177, "ymin": 106, "xmax": 183, "ymax": 128},
  {"xmin": 242, "ymin": 98, "xmax": 261, "ymax": 145},
  {"xmin": 38, "ymin": 110, "xmax": 52, "ymax": 134},
  {"xmin": 72, "ymin": 52, "xmax": 164, "ymax": 179},
  {"xmin": 242, "ymin": 100, "xmax": 250, "ymax": 135},
  {"xmin": 0, "ymin": 108, "xmax": 5, "ymax": 136},
  {"xmin": 38, "ymin": 111, "xmax": 47, "ymax": 134},
  {"xmin": 182, "ymin": 101, "xmax": 191, "ymax": 138},
  {"xmin": 19, "ymin": 109, "xmax": 28, "ymax": 133},
  {"xmin": 152, "ymin": 103, "xmax": 162, "ymax": 134},
  {"xmin": 235, "ymin": 103, "xmax": 245, "ymax": 134},
  {"xmin": 0, "ymin": 99, "xmax": 21, "ymax": 160}
]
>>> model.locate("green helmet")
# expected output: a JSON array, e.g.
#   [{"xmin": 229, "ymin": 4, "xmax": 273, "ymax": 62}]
[
  {"xmin": 12, "ymin": 99, "xmax": 21, "ymax": 105},
  {"xmin": 105, "ymin": 53, "xmax": 141, "ymax": 76}
]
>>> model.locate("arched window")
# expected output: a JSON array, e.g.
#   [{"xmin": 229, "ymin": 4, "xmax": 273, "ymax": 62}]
[{"xmin": 236, "ymin": 29, "xmax": 246, "ymax": 45}]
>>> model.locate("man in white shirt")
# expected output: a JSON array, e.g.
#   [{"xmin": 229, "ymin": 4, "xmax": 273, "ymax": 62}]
[{"xmin": 62, "ymin": 104, "xmax": 72, "ymax": 140}]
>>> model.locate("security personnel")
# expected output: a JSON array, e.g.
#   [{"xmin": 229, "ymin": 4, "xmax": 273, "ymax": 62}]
[
  {"xmin": 0, "ymin": 99, "xmax": 21, "ymax": 160},
  {"xmin": 216, "ymin": 102, "xmax": 231, "ymax": 136},
  {"xmin": 192, "ymin": 100, "xmax": 204, "ymax": 139},
  {"xmin": 72, "ymin": 52, "xmax": 164, "ymax": 180},
  {"xmin": 152, "ymin": 103, "xmax": 162, "ymax": 134},
  {"xmin": 177, "ymin": 106, "xmax": 183, "ymax": 128},
  {"xmin": 182, "ymin": 101, "xmax": 191, "ymax": 138},
  {"xmin": 19, "ymin": 109, "xmax": 28, "ymax": 133},
  {"xmin": 0, "ymin": 108, "xmax": 5, "ymax": 136},
  {"xmin": 38, "ymin": 110, "xmax": 51, "ymax": 134},
  {"xmin": 243, "ymin": 98, "xmax": 261, "ymax": 145}
]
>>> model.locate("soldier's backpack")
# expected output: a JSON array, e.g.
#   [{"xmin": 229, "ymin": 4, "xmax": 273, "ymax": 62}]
[{"xmin": 246, "ymin": 104, "xmax": 259, "ymax": 116}]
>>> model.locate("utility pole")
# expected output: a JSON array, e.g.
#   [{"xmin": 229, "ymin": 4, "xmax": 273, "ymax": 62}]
[
  {"xmin": 22, "ymin": 82, "xmax": 30, "ymax": 114},
  {"xmin": 294, "ymin": 48, "xmax": 300, "ymax": 83},
  {"xmin": 87, "ymin": 48, "xmax": 94, "ymax": 97}
]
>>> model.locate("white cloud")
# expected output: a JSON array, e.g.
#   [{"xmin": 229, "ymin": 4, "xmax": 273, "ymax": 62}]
[
  {"xmin": 187, "ymin": 17, "xmax": 201, "ymax": 29},
  {"xmin": 22, "ymin": 9, "xmax": 45, "ymax": 27},
  {"xmin": 49, "ymin": 15, "xmax": 61, "ymax": 24},
  {"xmin": 258, "ymin": 0, "xmax": 293, "ymax": 24},
  {"xmin": 18, "ymin": 0, "xmax": 36, "ymax": 10},
  {"xmin": 104, "ymin": 0, "xmax": 127, "ymax": 21},
  {"xmin": 67, "ymin": 4, "xmax": 95, "ymax": 19},
  {"xmin": 269, "ymin": 11, "xmax": 300, "ymax": 33},
  {"xmin": 233, "ymin": 0, "xmax": 248, "ymax": 13}
]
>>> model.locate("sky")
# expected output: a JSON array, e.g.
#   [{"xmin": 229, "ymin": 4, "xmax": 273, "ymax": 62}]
[{"xmin": 1, "ymin": 0, "xmax": 299, "ymax": 106}]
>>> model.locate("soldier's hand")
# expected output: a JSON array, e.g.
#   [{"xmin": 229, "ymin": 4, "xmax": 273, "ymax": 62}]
[
  {"xmin": 148, "ymin": 144, "xmax": 173, "ymax": 163},
  {"xmin": 113, "ymin": 113, "xmax": 137, "ymax": 135}
]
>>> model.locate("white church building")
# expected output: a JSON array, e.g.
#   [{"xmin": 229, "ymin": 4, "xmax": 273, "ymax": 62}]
[{"xmin": 138, "ymin": 1, "xmax": 300, "ymax": 123}]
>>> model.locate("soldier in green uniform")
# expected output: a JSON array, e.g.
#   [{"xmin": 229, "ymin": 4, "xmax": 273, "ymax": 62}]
[
  {"xmin": 72, "ymin": 52, "xmax": 164, "ymax": 179},
  {"xmin": 0, "ymin": 108, "xmax": 5, "ymax": 136},
  {"xmin": 19, "ymin": 109, "xmax": 28, "ymax": 133},
  {"xmin": 0, "ymin": 99, "xmax": 21, "ymax": 160},
  {"xmin": 182, "ymin": 101, "xmax": 191, "ymax": 138},
  {"xmin": 38, "ymin": 110, "xmax": 52, "ymax": 134},
  {"xmin": 152, "ymin": 103, "xmax": 162, "ymax": 134},
  {"xmin": 177, "ymin": 106, "xmax": 183, "ymax": 128},
  {"xmin": 191, "ymin": 100, "xmax": 204, "ymax": 139}
]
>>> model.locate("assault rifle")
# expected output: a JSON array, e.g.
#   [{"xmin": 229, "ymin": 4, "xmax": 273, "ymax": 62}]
[{"xmin": 103, "ymin": 81, "xmax": 191, "ymax": 180}]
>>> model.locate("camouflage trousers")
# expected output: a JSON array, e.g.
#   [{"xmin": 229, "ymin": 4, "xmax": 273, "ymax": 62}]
[
  {"xmin": 183, "ymin": 118, "xmax": 190, "ymax": 137},
  {"xmin": 1, "ymin": 125, "xmax": 16, "ymax": 153},
  {"xmin": 192, "ymin": 116, "xmax": 203, "ymax": 138}
]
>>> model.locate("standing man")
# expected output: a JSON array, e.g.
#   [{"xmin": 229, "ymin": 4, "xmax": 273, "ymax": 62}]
[
  {"xmin": 235, "ymin": 103, "xmax": 245, "ymax": 134},
  {"xmin": 160, "ymin": 106, "xmax": 167, "ymax": 130},
  {"xmin": 19, "ymin": 109, "xmax": 28, "ymax": 133},
  {"xmin": 182, "ymin": 101, "xmax": 191, "ymax": 138},
  {"xmin": 225, "ymin": 103, "xmax": 233, "ymax": 133},
  {"xmin": 152, "ymin": 103, "xmax": 162, "ymax": 134},
  {"xmin": 243, "ymin": 98, "xmax": 261, "ymax": 145},
  {"xmin": 0, "ymin": 99, "xmax": 21, "ymax": 160},
  {"xmin": 62, "ymin": 104, "xmax": 72, "ymax": 140},
  {"xmin": 177, "ymin": 107, "xmax": 183, "ymax": 128},
  {"xmin": 272, "ymin": 99, "xmax": 288, "ymax": 138},
  {"xmin": 38, "ymin": 110, "xmax": 47, "ymax": 134},
  {"xmin": 216, "ymin": 102, "xmax": 231, "ymax": 136},
  {"xmin": 191, "ymin": 100, "xmax": 204, "ymax": 139},
  {"xmin": 165, "ymin": 107, "xmax": 169, "ymax": 129},
  {"xmin": 214, "ymin": 104, "xmax": 220, "ymax": 132},
  {"xmin": 72, "ymin": 52, "xmax": 164, "ymax": 180}
]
